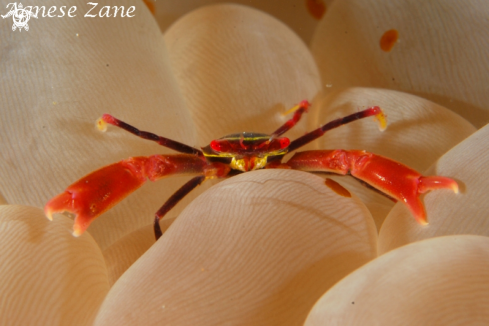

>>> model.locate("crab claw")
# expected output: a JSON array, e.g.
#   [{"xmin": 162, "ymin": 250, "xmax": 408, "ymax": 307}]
[
  {"xmin": 348, "ymin": 152, "xmax": 458, "ymax": 225},
  {"xmin": 418, "ymin": 176, "xmax": 459, "ymax": 194},
  {"xmin": 44, "ymin": 157, "xmax": 150, "ymax": 237},
  {"xmin": 286, "ymin": 150, "xmax": 459, "ymax": 225},
  {"xmin": 45, "ymin": 154, "xmax": 208, "ymax": 236}
]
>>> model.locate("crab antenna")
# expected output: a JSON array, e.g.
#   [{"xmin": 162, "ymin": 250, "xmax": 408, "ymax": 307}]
[
  {"xmin": 287, "ymin": 106, "xmax": 386, "ymax": 152},
  {"xmin": 270, "ymin": 100, "xmax": 310, "ymax": 138},
  {"xmin": 97, "ymin": 114, "xmax": 204, "ymax": 157}
]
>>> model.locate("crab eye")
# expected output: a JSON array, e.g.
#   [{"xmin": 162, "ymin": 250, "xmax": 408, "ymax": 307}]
[
  {"xmin": 268, "ymin": 137, "xmax": 290, "ymax": 151},
  {"xmin": 279, "ymin": 137, "xmax": 290, "ymax": 149},
  {"xmin": 210, "ymin": 140, "xmax": 230, "ymax": 152},
  {"xmin": 210, "ymin": 140, "xmax": 221, "ymax": 152}
]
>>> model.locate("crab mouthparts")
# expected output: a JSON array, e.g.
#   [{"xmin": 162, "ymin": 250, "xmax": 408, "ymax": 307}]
[{"xmin": 231, "ymin": 156, "xmax": 268, "ymax": 172}]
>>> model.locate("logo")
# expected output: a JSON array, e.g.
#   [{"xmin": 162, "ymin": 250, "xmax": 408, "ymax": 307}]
[
  {"xmin": 1, "ymin": 2, "xmax": 138, "ymax": 33},
  {"xmin": 1, "ymin": 3, "xmax": 37, "ymax": 32}
]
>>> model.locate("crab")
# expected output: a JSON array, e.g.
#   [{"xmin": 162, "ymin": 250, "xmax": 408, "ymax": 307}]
[{"xmin": 44, "ymin": 101, "xmax": 458, "ymax": 239}]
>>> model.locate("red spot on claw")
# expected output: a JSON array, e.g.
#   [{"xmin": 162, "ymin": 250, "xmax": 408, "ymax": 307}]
[
  {"xmin": 380, "ymin": 29, "xmax": 399, "ymax": 52},
  {"xmin": 306, "ymin": 0, "xmax": 326, "ymax": 20}
]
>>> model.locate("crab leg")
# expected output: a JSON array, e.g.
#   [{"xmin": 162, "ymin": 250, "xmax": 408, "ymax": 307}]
[
  {"xmin": 270, "ymin": 100, "xmax": 310, "ymax": 137},
  {"xmin": 45, "ymin": 154, "xmax": 222, "ymax": 237},
  {"xmin": 287, "ymin": 106, "xmax": 386, "ymax": 152},
  {"xmin": 284, "ymin": 150, "xmax": 458, "ymax": 225},
  {"xmin": 97, "ymin": 114, "xmax": 204, "ymax": 157},
  {"xmin": 153, "ymin": 161, "xmax": 231, "ymax": 240},
  {"xmin": 153, "ymin": 176, "xmax": 206, "ymax": 240}
]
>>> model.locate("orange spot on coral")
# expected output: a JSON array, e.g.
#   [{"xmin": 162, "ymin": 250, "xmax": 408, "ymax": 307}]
[
  {"xmin": 306, "ymin": 0, "xmax": 326, "ymax": 20},
  {"xmin": 142, "ymin": 0, "xmax": 156, "ymax": 16},
  {"xmin": 325, "ymin": 178, "xmax": 351, "ymax": 198},
  {"xmin": 380, "ymin": 29, "xmax": 399, "ymax": 52}
]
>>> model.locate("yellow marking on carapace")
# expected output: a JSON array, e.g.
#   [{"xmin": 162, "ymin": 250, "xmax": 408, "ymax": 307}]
[
  {"xmin": 306, "ymin": 0, "xmax": 326, "ymax": 20},
  {"xmin": 142, "ymin": 0, "xmax": 156, "ymax": 15},
  {"xmin": 374, "ymin": 110, "xmax": 387, "ymax": 132},
  {"xmin": 325, "ymin": 178, "xmax": 351, "ymax": 198},
  {"xmin": 223, "ymin": 134, "xmax": 269, "ymax": 142},
  {"xmin": 231, "ymin": 156, "xmax": 268, "ymax": 172},
  {"xmin": 96, "ymin": 117, "xmax": 107, "ymax": 132},
  {"xmin": 380, "ymin": 29, "xmax": 399, "ymax": 52}
]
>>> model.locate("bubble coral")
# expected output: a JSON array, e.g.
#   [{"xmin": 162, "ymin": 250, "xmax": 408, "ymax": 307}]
[{"xmin": 1, "ymin": 0, "xmax": 489, "ymax": 325}]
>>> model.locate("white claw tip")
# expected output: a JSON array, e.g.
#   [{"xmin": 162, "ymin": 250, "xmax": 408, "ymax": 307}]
[
  {"xmin": 452, "ymin": 184, "xmax": 459, "ymax": 194},
  {"xmin": 44, "ymin": 208, "xmax": 53, "ymax": 221},
  {"xmin": 72, "ymin": 223, "xmax": 85, "ymax": 237}
]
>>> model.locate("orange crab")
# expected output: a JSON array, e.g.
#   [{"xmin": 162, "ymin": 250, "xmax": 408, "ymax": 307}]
[{"xmin": 45, "ymin": 101, "xmax": 458, "ymax": 239}]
